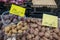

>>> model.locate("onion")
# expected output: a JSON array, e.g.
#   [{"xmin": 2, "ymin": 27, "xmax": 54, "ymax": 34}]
[
  {"xmin": 10, "ymin": 0, "xmax": 16, "ymax": 3},
  {"xmin": 1, "ymin": 0, "xmax": 7, "ymax": 2},
  {"xmin": 16, "ymin": 0, "xmax": 24, "ymax": 4},
  {"xmin": 16, "ymin": 0, "xmax": 24, "ymax": 2}
]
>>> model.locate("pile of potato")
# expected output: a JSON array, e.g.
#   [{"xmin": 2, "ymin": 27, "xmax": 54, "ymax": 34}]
[
  {"xmin": 3, "ymin": 21, "xmax": 28, "ymax": 37},
  {"xmin": 3, "ymin": 18, "xmax": 60, "ymax": 40},
  {"xmin": 16, "ymin": 18, "xmax": 60, "ymax": 40}
]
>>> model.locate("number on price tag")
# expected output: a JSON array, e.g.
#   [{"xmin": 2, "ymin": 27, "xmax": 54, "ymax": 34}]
[
  {"xmin": 10, "ymin": 4, "xmax": 26, "ymax": 17},
  {"xmin": 42, "ymin": 14, "xmax": 58, "ymax": 28}
]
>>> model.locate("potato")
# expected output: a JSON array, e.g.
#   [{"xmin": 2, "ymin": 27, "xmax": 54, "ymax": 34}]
[
  {"xmin": 41, "ymin": 27, "xmax": 45, "ymax": 32},
  {"xmin": 24, "ymin": 22, "xmax": 27, "ymax": 26},
  {"xmin": 30, "ymin": 28, "xmax": 34, "ymax": 34},
  {"xmin": 26, "ymin": 18, "xmax": 31, "ymax": 23},
  {"xmin": 58, "ymin": 32, "xmax": 60, "ymax": 36},
  {"xmin": 27, "ymin": 34, "xmax": 32, "ymax": 39},
  {"xmin": 50, "ymin": 30, "xmax": 53, "ymax": 33},
  {"xmin": 35, "ymin": 28, "xmax": 39, "ymax": 32},
  {"xmin": 11, "ymin": 24, "xmax": 16, "ymax": 29},
  {"xmin": 39, "ymin": 32, "xmax": 44, "ymax": 37},
  {"xmin": 14, "ymin": 28, "xmax": 17, "ymax": 30},
  {"xmin": 38, "ymin": 26, "xmax": 41, "ymax": 31},
  {"xmin": 34, "ymin": 30, "xmax": 38, "ymax": 36},
  {"xmin": 12, "ymin": 29, "xmax": 17, "ymax": 34},
  {"xmin": 32, "ymin": 38, "xmax": 35, "ymax": 40},
  {"xmin": 17, "ymin": 21, "xmax": 23, "ymax": 26},
  {"xmin": 43, "ymin": 37, "xmax": 49, "ymax": 40},
  {"xmin": 37, "ymin": 22, "xmax": 42, "ymax": 26},
  {"xmin": 5, "ymin": 32, "xmax": 8, "ymax": 35},
  {"xmin": 30, "ymin": 24, "xmax": 38, "ymax": 28},
  {"xmin": 37, "ymin": 19, "xmax": 42, "ymax": 22},
  {"xmin": 52, "ymin": 33, "xmax": 59, "ymax": 39},
  {"xmin": 53, "ymin": 28, "xmax": 59, "ymax": 34},
  {"xmin": 29, "ymin": 39, "xmax": 32, "ymax": 40},
  {"xmin": 17, "ymin": 26, "xmax": 22, "ymax": 30},
  {"xmin": 18, "ymin": 30, "xmax": 23, "ymax": 34},
  {"xmin": 44, "ymin": 31, "xmax": 50, "ymax": 38},
  {"xmin": 7, "ymin": 31, "xmax": 12, "ymax": 36},
  {"xmin": 45, "ymin": 27, "xmax": 50, "ymax": 31},
  {"xmin": 34, "ymin": 35, "xmax": 40, "ymax": 40},
  {"xmin": 4, "ymin": 27, "xmax": 11, "ymax": 33},
  {"xmin": 30, "ymin": 18, "xmax": 36, "ymax": 23},
  {"xmin": 22, "ymin": 37, "xmax": 26, "ymax": 40},
  {"xmin": 21, "ymin": 26, "xmax": 28, "ymax": 31},
  {"xmin": 40, "ymin": 38, "xmax": 44, "ymax": 40},
  {"xmin": 31, "ymin": 34, "xmax": 35, "ymax": 38},
  {"xmin": 23, "ymin": 30, "xmax": 27, "ymax": 35},
  {"xmin": 49, "ymin": 36, "xmax": 53, "ymax": 40}
]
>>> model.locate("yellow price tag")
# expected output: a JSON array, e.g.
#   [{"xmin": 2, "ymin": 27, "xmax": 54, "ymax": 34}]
[
  {"xmin": 10, "ymin": 4, "xmax": 26, "ymax": 17},
  {"xmin": 42, "ymin": 14, "xmax": 58, "ymax": 28}
]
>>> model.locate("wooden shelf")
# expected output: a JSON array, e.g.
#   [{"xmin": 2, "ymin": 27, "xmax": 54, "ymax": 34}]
[{"xmin": 32, "ymin": 0, "xmax": 57, "ymax": 8}]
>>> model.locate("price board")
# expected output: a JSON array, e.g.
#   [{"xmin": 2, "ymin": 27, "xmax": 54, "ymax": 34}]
[
  {"xmin": 10, "ymin": 4, "xmax": 26, "ymax": 17},
  {"xmin": 42, "ymin": 14, "xmax": 58, "ymax": 28}
]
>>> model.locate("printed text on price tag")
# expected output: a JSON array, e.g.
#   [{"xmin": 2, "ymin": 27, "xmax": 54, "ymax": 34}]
[
  {"xmin": 42, "ymin": 14, "xmax": 58, "ymax": 28},
  {"xmin": 10, "ymin": 4, "xmax": 26, "ymax": 17}
]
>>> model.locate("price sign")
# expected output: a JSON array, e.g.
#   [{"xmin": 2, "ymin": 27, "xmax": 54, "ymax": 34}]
[
  {"xmin": 42, "ymin": 14, "xmax": 58, "ymax": 28},
  {"xmin": 10, "ymin": 4, "xmax": 26, "ymax": 17}
]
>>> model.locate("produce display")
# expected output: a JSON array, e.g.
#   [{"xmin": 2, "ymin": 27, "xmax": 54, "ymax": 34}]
[
  {"xmin": 1, "ymin": 17, "xmax": 60, "ymax": 40},
  {"xmin": 0, "ymin": 0, "xmax": 60, "ymax": 40}
]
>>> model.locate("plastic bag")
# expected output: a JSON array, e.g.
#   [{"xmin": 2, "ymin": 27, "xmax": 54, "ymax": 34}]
[{"xmin": 1, "ymin": 11, "xmax": 21, "ymax": 26}]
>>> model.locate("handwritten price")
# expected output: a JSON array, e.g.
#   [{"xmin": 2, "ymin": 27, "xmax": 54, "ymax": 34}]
[{"xmin": 10, "ymin": 4, "xmax": 26, "ymax": 17}]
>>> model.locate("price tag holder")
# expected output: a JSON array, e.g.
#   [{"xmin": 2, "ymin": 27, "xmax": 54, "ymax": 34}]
[
  {"xmin": 10, "ymin": 4, "xmax": 26, "ymax": 17},
  {"xmin": 42, "ymin": 14, "xmax": 58, "ymax": 28}
]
